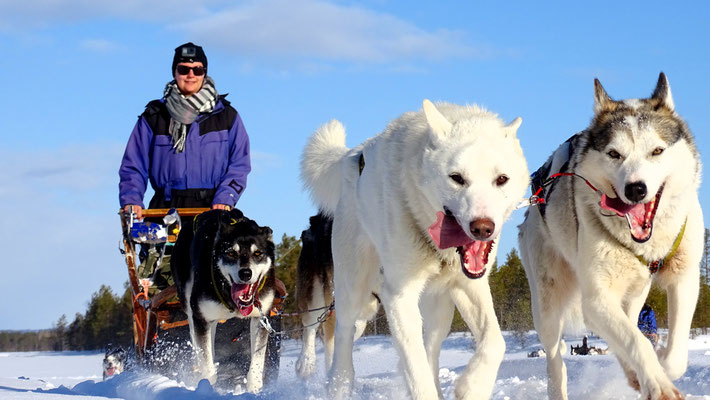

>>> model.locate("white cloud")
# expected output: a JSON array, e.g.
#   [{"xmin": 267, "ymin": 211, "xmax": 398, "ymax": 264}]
[
  {"xmin": 79, "ymin": 39, "xmax": 120, "ymax": 53},
  {"xmin": 1, "ymin": 0, "xmax": 481, "ymax": 65},
  {"xmin": 0, "ymin": 0, "xmax": 229, "ymax": 30},
  {"xmin": 179, "ymin": 0, "xmax": 476, "ymax": 63},
  {"xmin": 250, "ymin": 151, "xmax": 283, "ymax": 175}
]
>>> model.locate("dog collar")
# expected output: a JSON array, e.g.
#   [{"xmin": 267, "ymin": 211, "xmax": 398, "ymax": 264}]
[{"xmin": 635, "ymin": 218, "xmax": 686, "ymax": 274}]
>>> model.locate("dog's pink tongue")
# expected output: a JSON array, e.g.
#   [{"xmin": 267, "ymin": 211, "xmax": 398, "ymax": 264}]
[
  {"xmin": 600, "ymin": 194, "xmax": 637, "ymax": 217},
  {"xmin": 600, "ymin": 194, "xmax": 646, "ymax": 232},
  {"xmin": 463, "ymin": 241, "xmax": 486, "ymax": 275},
  {"xmin": 428, "ymin": 211, "xmax": 474, "ymax": 249},
  {"xmin": 231, "ymin": 283, "xmax": 254, "ymax": 316},
  {"xmin": 105, "ymin": 367, "xmax": 115, "ymax": 376}
]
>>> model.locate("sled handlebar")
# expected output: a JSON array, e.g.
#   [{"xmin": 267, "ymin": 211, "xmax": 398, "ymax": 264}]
[
  {"xmin": 140, "ymin": 208, "xmax": 211, "ymax": 218},
  {"xmin": 118, "ymin": 207, "xmax": 211, "ymax": 218}
]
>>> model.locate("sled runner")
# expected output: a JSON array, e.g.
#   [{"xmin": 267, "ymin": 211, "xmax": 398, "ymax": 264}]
[{"xmin": 119, "ymin": 207, "xmax": 281, "ymax": 385}]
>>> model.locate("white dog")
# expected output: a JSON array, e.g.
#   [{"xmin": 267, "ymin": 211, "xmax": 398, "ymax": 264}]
[
  {"xmin": 301, "ymin": 100, "xmax": 529, "ymax": 399},
  {"xmin": 518, "ymin": 73, "xmax": 703, "ymax": 400}
]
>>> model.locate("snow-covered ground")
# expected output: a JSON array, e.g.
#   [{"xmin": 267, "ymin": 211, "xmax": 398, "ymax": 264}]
[{"xmin": 1, "ymin": 331, "xmax": 709, "ymax": 399}]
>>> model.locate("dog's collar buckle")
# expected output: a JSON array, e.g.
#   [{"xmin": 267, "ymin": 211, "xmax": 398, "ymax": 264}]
[
  {"xmin": 635, "ymin": 218, "xmax": 687, "ymax": 274},
  {"xmin": 259, "ymin": 314, "xmax": 276, "ymax": 335},
  {"xmin": 648, "ymin": 259, "xmax": 663, "ymax": 274}
]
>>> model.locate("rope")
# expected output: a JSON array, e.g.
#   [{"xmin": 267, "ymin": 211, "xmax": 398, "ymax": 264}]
[
  {"xmin": 133, "ymin": 293, "xmax": 149, "ymax": 332},
  {"xmin": 533, "ymin": 172, "xmax": 599, "ymax": 199},
  {"xmin": 274, "ymin": 242, "xmax": 300, "ymax": 266},
  {"xmin": 518, "ymin": 172, "xmax": 600, "ymax": 209},
  {"xmin": 281, "ymin": 302, "xmax": 334, "ymax": 317}
]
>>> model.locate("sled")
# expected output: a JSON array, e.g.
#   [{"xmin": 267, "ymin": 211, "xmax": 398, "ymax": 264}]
[{"xmin": 119, "ymin": 207, "xmax": 281, "ymax": 385}]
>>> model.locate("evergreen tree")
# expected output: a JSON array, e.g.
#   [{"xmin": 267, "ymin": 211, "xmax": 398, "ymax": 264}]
[
  {"xmin": 693, "ymin": 233, "xmax": 710, "ymax": 333},
  {"xmin": 274, "ymin": 233, "xmax": 301, "ymax": 313},
  {"xmin": 51, "ymin": 314, "xmax": 68, "ymax": 351},
  {"xmin": 273, "ymin": 233, "xmax": 302, "ymax": 336},
  {"xmin": 66, "ymin": 313, "xmax": 85, "ymax": 350},
  {"xmin": 702, "ymin": 229, "xmax": 710, "ymax": 281},
  {"xmin": 490, "ymin": 249, "xmax": 533, "ymax": 346},
  {"xmin": 645, "ymin": 284, "xmax": 668, "ymax": 328}
]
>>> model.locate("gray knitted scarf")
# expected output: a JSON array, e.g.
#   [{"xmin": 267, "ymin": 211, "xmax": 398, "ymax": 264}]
[{"xmin": 163, "ymin": 76, "xmax": 218, "ymax": 152}]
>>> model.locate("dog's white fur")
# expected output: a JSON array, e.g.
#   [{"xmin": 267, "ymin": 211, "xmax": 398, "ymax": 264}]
[
  {"xmin": 518, "ymin": 74, "xmax": 703, "ymax": 400},
  {"xmin": 301, "ymin": 100, "xmax": 529, "ymax": 399}
]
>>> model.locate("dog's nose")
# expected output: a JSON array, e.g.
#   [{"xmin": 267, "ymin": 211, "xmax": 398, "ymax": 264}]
[
  {"xmin": 470, "ymin": 218, "xmax": 495, "ymax": 240},
  {"xmin": 238, "ymin": 268, "xmax": 252, "ymax": 282},
  {"xmin": 625, "ymin": 182, "xmax": 647, "ymax": 202}
]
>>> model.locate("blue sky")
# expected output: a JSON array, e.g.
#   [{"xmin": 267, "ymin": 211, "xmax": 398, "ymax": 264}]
[{"xmin": 1, "ymin": 0, "xmax": 708, "ymax": 330}]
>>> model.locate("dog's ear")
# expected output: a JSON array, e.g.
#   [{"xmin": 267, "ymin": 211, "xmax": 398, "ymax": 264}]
[
  {"xmin": 651, "ymin": 72, "xmax": 675, "ymax": 112},
  {"xmin": 423, "ymin": 99, "xmax": 452, "ymax": 139},
  {"xmin": 504, "ymin": 117, "xmax": 522, "ymax": 138},
  {"xmin": 593, "ymin": 78, "xmax": 616, "ymax": 114},
  {"xmin": 260, "ymin": 226, "xmax": 274, "ymax": 241},
  {"xmin": 229, "ymin": 207, "xmax": 244, "ymax": 220},
  {"xmin": 218, "ymin": 211, "xmax": 243, "ymax": 235}
]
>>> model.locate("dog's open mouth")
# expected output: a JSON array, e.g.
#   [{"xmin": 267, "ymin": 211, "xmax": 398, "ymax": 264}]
[
  {"xmin": 428, "ymin": 211, "xmax": 493, "ymax": 279},
  {"xmin": 231, "ymin": 276, "xmax": 262, "ymax": 316},
  {"xmin": 105, "ymin": 367, "xmax": 115, "ymax": 376},
  {"xmin": 600, "ymin": 185, "xmax": 663, "ymax": 243}
]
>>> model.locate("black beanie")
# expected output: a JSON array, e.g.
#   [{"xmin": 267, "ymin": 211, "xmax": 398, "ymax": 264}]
[{"xmin": 172, "ymin": 42, "xmax": 208, "ymax": 75}]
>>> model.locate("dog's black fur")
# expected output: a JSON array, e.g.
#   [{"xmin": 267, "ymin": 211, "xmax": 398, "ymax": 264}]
[
  {"xmin": 171, "ymin": 208, "xmax": 277, "ymax": 391},
  {"xmin": 294, "ymin": 212, "xmax": 337, "ymax": 378},
  {"xmin": 296, "ymin": 213, "xmax": 334, "ymax": 313}
]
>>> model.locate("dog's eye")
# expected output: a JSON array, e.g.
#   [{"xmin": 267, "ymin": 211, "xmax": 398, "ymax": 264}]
[
  {"xmin": 651, "ymin": 147, "xmax": 664, "ymax": 156},
  {"xmin": 495, "ymin": 174, "xmax": 509, "ymax": 186},
  {"xmin": 449, "ymin": 173, "xmax": 465, "ymax": 185},
  {"xmin": 253, "ymin": 250, "xmax": 263, "ymax": 257},
  {"xmin": 607, "ymin": 149, "xmax": 621, "ymax": 159},
  {"xmin": 227, "ymin": 250, "xmax": 238, "ymax": 258}
]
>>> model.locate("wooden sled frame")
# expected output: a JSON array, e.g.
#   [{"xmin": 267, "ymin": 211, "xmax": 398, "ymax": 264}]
[{"xmin": 119, "ymin": 207, "xmax": 209, "ymax": 358}]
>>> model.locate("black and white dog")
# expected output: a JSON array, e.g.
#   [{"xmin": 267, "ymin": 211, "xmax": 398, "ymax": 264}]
[
  {"xmin": 102, "ymin": 346, "xmax": 127, "ymax": 380},
  {"xmin": 171, "ymin": 208, "xmax": 277, "ymax": 393}
]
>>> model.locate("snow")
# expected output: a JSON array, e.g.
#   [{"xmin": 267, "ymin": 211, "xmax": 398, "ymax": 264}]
[{"xmin": 1, "ymin": 331, "xmax": 709, "ymax": 399}]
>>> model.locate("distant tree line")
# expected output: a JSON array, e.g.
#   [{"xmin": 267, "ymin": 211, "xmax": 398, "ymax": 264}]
[
  {"xmin": 2, "ymin": 228, "xmax": 709, "ymax": 352},
  {"xmin": 0, "ymin": 285, "xmax": 133, "ymax": 352}
]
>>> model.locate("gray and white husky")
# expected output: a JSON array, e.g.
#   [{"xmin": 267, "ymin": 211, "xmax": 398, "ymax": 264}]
[
  {"xmin": 301, "ymin": 100, "xmax": 529, "ymax": 399},
  {"xmin": 518, "ymin": 73, "xmax": 703, "ymax": 400}
]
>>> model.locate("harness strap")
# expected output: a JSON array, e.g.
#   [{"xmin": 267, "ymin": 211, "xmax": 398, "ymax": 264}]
[
  {"xmin": 635, "ymin": 218, "xmax": 687, "ymax": 274},
  {"xmin": 211, "ymin": 258, "xmax": 235, "ymax": 312}
]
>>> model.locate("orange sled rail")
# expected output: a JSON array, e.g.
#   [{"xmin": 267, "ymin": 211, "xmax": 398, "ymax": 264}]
[{"xmin": 119, "ymin": 207, "xmax": 209, "ymax": 358}]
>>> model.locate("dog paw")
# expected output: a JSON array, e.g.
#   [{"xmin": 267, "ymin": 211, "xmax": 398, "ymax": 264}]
[
  {"xmin": 658, "ymin": 352, "xmax": 688, "ymax": 380},
  {"xmin": 327, "ymin": 373, "xmax": 353, "ymax": 400},
  {"xmin": 246, "ymin": 375, "xmax": 263, "ymax": 393},
  {"xmin": 640, "ymin": 374, "xmax": 683, "ymax": 400},
  {"xmin": 295, "ymin": 355, "xmax": 316, "ymax": 378},
  {"xmin": 454, "ymin": 375, "xmax": 494, "ymax": 400},
  {"xmin": 622, "ymin": 367, "xmax": 640, "ymax": 391}
]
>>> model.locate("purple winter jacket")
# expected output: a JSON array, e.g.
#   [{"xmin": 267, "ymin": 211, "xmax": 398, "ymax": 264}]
[{"xmin": 118, "ymin": 96, "xmax": 251, "ymax": 208}]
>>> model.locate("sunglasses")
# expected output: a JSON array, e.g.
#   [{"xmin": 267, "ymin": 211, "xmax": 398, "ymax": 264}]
[{"xmin": 176, "ymin": 65, "xmax": 206, "ymax": 76}]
